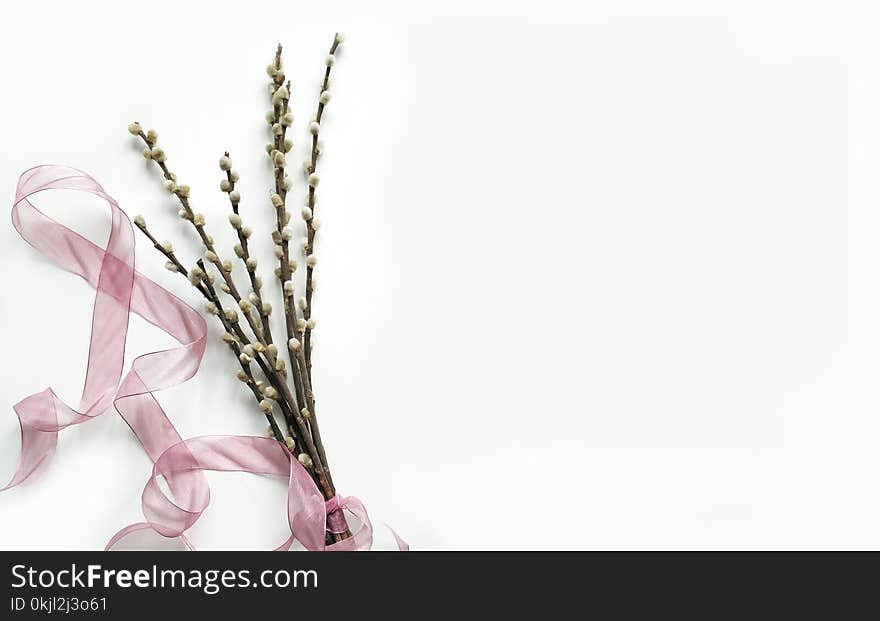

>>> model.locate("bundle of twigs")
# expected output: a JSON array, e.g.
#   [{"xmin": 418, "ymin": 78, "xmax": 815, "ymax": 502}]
[{"xmin": 128, "ymin": 34, "xmax": 348, "ymax": 544}]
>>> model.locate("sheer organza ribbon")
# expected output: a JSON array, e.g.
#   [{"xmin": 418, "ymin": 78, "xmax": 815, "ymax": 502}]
[{"xmin": 3, "ymin": 165, "xmax": 387, "ymax": 551}]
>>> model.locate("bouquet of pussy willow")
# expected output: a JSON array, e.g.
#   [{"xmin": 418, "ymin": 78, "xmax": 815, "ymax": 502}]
[{"xmin": 123, "ymin": 34, "xmax": 392, "ymax": 548}]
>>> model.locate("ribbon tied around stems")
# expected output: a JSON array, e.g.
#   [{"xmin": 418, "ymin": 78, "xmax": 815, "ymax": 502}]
[{"xmin": 3, "ymin": 165, "xmax": 386, "ymax": 551}]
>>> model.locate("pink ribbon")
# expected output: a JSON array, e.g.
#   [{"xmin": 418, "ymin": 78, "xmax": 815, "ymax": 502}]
[{"xmin": 4, "ymin": 165, "xmax": 386, "ymax": 551}]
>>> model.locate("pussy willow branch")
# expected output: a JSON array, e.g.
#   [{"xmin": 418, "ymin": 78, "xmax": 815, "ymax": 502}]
[
  {"xmin": 303, "ymin": 33, "xmax": 342, "ymax": 372},
  {"xmin": 298, "ymin": 33, "xmax": 343, "ymax": 480}
]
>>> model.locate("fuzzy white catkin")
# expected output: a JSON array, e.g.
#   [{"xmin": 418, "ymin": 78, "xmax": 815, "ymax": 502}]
[
  {"xmin": 298, "ymin": 297, "xmax": 308, "ymax": 311},
  {"xmin": 301, "ymin": 207, "xmax": 313, "ymax": 221},
  {"xmin": 312, "ymin": 218, "xmax": 322, "ymax": 231},
  {"xmin": 134, "ymin": 215, "xmax": 145, "ymax": 227},
  {"xmin": 281, "ymin": 226, "xmax": 293, "ymax": 241},
  {"xmin": 335, "ymin": 32, "xmax": 345, "ymax": 43},
  {"xmin": 274, "ymin": 245, "xmax": 284, "ymax": 259},
  {"xmin": 246, "ymin": 257, "xmax": 258, "ymax": 271},
  {"xmin": 128, "ymin": 122, "xmax": 142, "ymax": 135},
  {"xmin": 219, "ymin": 156, "xmax": 231, "ymax": 171},
  {"xmin": 229, "ymin": 190, "xmax": 241, "ymax": 205},
  {"xmin": 264, "ymin": 386, "xmax": 278, "ymax": 400},
  {"xmin": 239, "ymin": 299, "xmax": 252, "ymax": 312},
  {"xmin": 325, "ymin": 54, "xmax": 335, "ymax": 67},
  {"xmin": 319, "ymin": 90, "xmax": 331, "ymax": 104},
  {"xmin": 308, "ymin": 173, "xmax": 320, "ymax": 187},
  {"xmin": 283, "ymin": 139, "xmax": 294, "ymax": 153},
  {"xmin": 163, "ymin": 180, "xmax": 177, "ymax": 193},
  {"xmin": 164, "ymin": 261, "xmax": 177, "ymax": 272},
  {"xmin": 230, "ymin": 170, "xmax": 240, "ymax": 182},
  {"xmin": 282, "ymin": 112, "xmax": 294, "ymax": 127},
  {"xmin": 283, "ymin": 280, "xmax": 294, "ymax": 296},
  {"xmin": 193, "ymin": 213, "xmax": 205, "ymax": 227},
  {"xmin": 161, "ymin": 241, "xmax": 173, "ymax": 253},
  {"xmin": 309, "ymin": 121, "xmax": 320, "ymax": 135},
  {"xmin": 296, "ymin": 318, "xmax": 306, "ymax": 331},
  {"xmin": 265, "ymin": 111, "xmax": 275, "ymax": 124},
  {"xmin": 222, "ymin": 260, "xmax": 233, "ymax": 272},
  {"xmin": 220, "ymin": 179, "xmax": 232, "ymax": 192},
  {"xmin": 248, "ymin": 292, "xmax": 260, "ymax": 305},
  {"xmin": 306, "ymin": 319, "xmax": 316, "ymax": 330},
  {"xmin": 259, "ymin": 399, "xmax": 272, "ymax": 413},
  {"xmin": 271, "ymin": 193, "xmax": 283, "ymax": 208},
  {"xmin": 273, "ymin": 152, "xmax": 286, "ymax": 168},
  {"xmin": 229, "ymin": 213, "xmax": 242, "ymax": 228},
  {"xmin": 289, "ymin": 258, "xmax": 298, "ymax": 271},
  {"xmin": 204, "ymin": 250, "xmax": 217, "ymax": 263},
  {"xmin": 234, "ymin": 244, "xmax": 244, "ymax": 258},
  {"xmin": 178, "ymin": 209, "xmax": 189, "ymax": 220},
  {"xmin": 242, "ymin": 226, "xmax": 253, "ymax": 239},
  {"xmin": 146, "ymin": 129, "xmax": 158, "ymax": 142},
  {"xmin": 288, "ymin": 338, "xmax": 301, "ymax": 351},
  {"xmin": 178, "ymin": 185, "xmax": 191, "ymax": 198}
]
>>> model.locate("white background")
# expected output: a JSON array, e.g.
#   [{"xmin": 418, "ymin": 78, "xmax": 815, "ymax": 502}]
[{"xmin": 0, "ymin": 0, "xmax": 878, "ymax": 550}]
